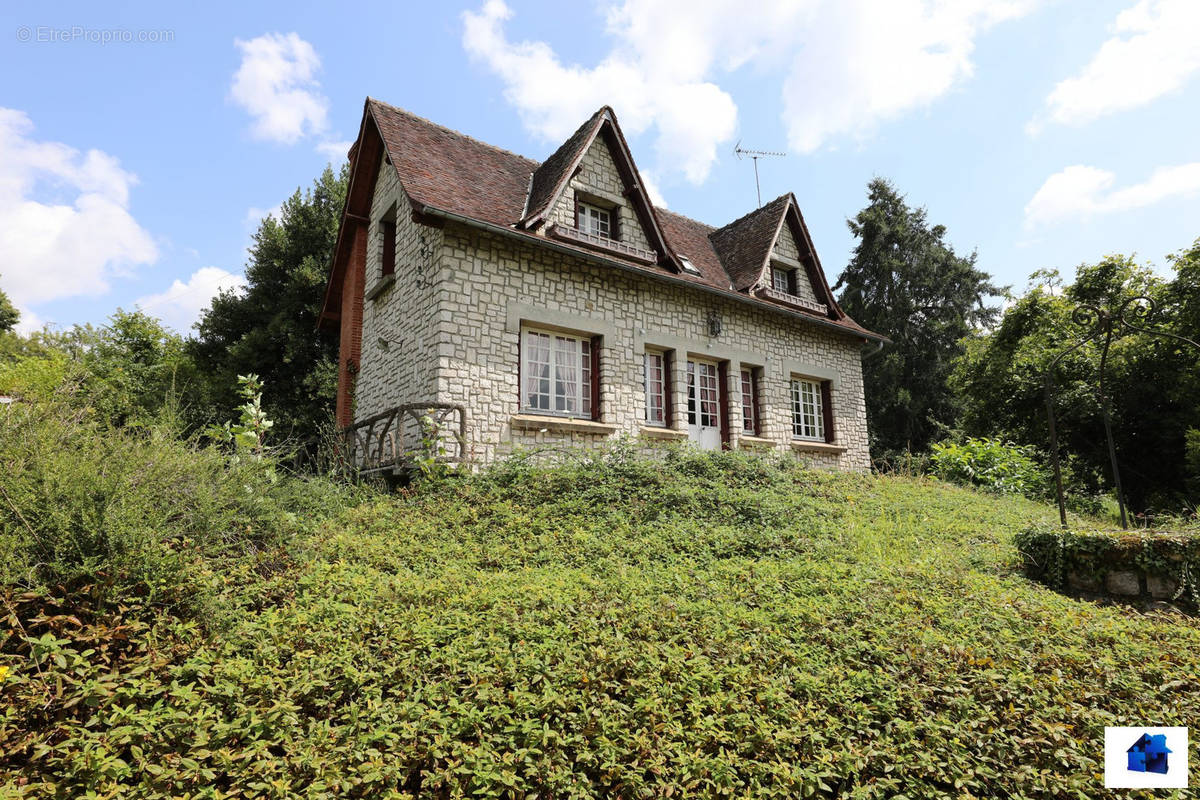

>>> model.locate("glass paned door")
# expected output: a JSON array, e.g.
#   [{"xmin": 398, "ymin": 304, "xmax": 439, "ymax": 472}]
[{"xmin": 686, "ymin": 359, "xmax": 722, "ymax": 450}]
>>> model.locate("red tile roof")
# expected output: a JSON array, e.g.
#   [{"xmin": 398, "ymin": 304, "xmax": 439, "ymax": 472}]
[{"xmin": 330, "ymin": 98, "xmax": 882, "ymax": 342}]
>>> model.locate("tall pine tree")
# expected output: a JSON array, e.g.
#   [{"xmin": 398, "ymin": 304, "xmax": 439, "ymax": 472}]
[
  {"xmin": 836, "ymin": 178, "xmax": 1004, "ymax": 456},
  {"xmin": 190, "ymin": 164, "xmax": 347, "ymax": 442}
]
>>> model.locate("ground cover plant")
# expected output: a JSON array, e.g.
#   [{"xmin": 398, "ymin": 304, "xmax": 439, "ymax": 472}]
[{"xmin": 3, "ymin": 447, "xmax": 1200, "ymax": 798}]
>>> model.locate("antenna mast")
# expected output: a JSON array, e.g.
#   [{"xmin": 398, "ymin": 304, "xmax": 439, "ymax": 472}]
[{"xmin": 733, "ymin": 141, "xmax": 786, "ymax": 208}]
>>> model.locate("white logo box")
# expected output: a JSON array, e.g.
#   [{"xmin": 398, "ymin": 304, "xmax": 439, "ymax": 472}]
[{"xmin": 1104, "ymin": 727, "xmax": 1189, "ymax": 789}]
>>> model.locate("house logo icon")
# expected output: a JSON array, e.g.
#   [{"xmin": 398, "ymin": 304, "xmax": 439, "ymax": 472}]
[
  {"xmin": 1105, "ymin": 726, "xmax": 1188, "ymax": 788},
  {"xmin": 1127, "ymin": 732, "xmax": 1171, "ymax": 774}
]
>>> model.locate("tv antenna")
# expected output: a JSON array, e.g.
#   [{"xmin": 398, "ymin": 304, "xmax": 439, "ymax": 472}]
[{"xmin": 734, "ymin": 140, "xmax": 786, "ymax": 208}]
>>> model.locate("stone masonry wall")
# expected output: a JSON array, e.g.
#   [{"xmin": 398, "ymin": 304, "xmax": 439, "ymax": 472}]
[
  {"xmin": 353, "ymin": 155, "xmax": 444, "ymax": 443},
  {"xmin": 547, "ymin": 137, "xmax": 654, "ymax": 254},
  {"xmin": 432, "ymin": 222, "xmax": 871, "ymax": 470}
]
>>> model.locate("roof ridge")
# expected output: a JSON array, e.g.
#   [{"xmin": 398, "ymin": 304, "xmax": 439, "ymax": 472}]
[
  {"xmin": 655, "ymin": 207, "xmax": 717, "ymax": 233},
  {"xmin": 367, "ymin": 97, "xmax": 540, "ymax": 167},
  {"xmin": 710, "ymin": 193, "xmax": 791, "ymax": 236}
]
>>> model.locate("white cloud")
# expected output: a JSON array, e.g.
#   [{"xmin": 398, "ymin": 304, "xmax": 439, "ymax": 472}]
[
  {"xmin": 782, "ymin": 0, "xmax": 1042, "ymax": 153},
  {"xmin": 0, "ymin": 108, "xmax": 157, "ymax": 312},
  {"xmin": 134, "ymin": 266, "xmax": 246, "ymax": 334},
  {"xmin": 461, "ymin": 0, "xmax": 1039, "ymax": 182},
  {"xmin": 1034, "ymin": 0, "xmax": 1200, "ymax": 130},
  {"xmin": 231, "ymin": 32, "xmax": 328, "ymax": 144},
  {"xmin": 13, "ymin": 306, "xmax": 43, "ymax": 337},
  {"xmin": 315, "ymin": 139, "xmax": 353, "ymax": 163},
  {"xmin": 1024, "ymin": 162, "xmax": 1200, "ymax": 227},
  {"xmin": 640, "ymin": 171, "xmax": 668, "ymax": 209},
  {"xmin": 245, "ymin": 203, "xmax": 283, "ymax": 229}
]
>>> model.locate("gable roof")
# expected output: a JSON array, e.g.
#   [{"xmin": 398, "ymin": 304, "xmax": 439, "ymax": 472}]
[
  {"xmin": 710, "ymin": 194, "xmax": 792, "ymax": 292},
  {"xmin": 321, "ymin": 98, "xmax": 884, "ymax": 343},
  {"xmin": 523, "ymin": 108, "xmax": 606, "ymax": 226}
]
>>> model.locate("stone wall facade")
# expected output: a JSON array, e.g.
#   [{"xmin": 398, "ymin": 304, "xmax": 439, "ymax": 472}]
[
  {"xmin": 428, "ymin": 225, "xmax": 870, "ymax": 470},
  {"xmin": 354, "ymin": 155, "xmax": 445, "ymax": 444}
]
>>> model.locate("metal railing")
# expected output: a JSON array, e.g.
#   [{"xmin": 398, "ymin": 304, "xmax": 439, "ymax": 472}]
[{"xmin": 339, "ymin": 403, "xmax": 468, "ymax": 476}]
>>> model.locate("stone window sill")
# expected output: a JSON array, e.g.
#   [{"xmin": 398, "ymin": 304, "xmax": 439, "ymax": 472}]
[
  {"xmin": 790, "ymin": 439, "xmax": 847, "ymax": 454},
  {"xmin": 738, "ymin": 434, "xmax": 775, "ymax": 449},
  {"xmin": 365, "ymin": 274, "xmax": 396, "ymax": 301},
  {"xmin": 640, "ymin": 426, "xmax": 688, "ymax": 441},
  {"xmin": 511, "ymin": 414, "xmax": 617, "ymax": 435}
]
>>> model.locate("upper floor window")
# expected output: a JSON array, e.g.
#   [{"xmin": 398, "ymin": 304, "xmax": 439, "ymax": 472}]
[
  {"xmin": 578, "ymin": 201, "xmax": 612, "ymax": 239},
  {"xmin": 522, "ymin": 326, "xmax": 596, "ymax": 418},
  {"xmin": 772, "ymin": 266, "xmax": 795, "ymax": 295},
  {"xmin": 380, "ymin": 206, "xmax": 397, "ymax": 277},
  {"xmin": 791, "ymin": 378, "xmax": 826, "ymax": 441},
  {"xmin": 740, "ymin": 367, "xmax": 759, "ymax": 435}
]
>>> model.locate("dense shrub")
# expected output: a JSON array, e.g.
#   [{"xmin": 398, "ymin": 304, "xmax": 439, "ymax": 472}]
[
  {"xmin": 931, "ymin": 436, "xmax": 1049, "ymax": 497},
  {"xmin": 0, "ymin": 388, "xmax": 365, "ymax": 612}
]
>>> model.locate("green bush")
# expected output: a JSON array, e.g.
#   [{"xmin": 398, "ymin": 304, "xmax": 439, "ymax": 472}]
[
  {"xmin": 931, "ymin": 436, "xmax": 1050, "ymax": 497},
  {"xmin": 0, "ymin": 387, "xmax": 366, "ymax": 612}
]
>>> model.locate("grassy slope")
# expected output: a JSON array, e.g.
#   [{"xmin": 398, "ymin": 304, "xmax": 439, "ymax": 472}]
[{"xmin": 5, "ymin": 451, "xmax": 1199, "ymax": 798}]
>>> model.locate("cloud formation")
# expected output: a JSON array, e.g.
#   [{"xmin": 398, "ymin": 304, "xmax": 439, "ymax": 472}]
[
  {"xmin": 1034, "ymin": 0, "xmax": 1200, "ymax": 130},
  {"xmin": 462, "ymin": 0, "xmax": 1040, "ymax": 183},
  {"xmin": 0, "ymin": 108, "xmax": 157, "ymax": 318},
  {"xmin": 231, "ymin": 32, "xmax": 329, "ymax": 144},
  {"xmin": 135, "ymin": 266, "xmax": 246, "ymax": 334},
  {"xmin": 1025, "ymin": 162, "xmax": 1200, "ymax": 227}
]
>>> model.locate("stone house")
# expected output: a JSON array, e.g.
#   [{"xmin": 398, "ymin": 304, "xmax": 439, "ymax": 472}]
[{"xmin": 319, "ymin": 99, "xmax": 884, "ymax": 471}]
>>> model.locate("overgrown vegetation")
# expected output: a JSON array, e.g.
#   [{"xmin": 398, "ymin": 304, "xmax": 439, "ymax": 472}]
[
  {"xmin": 0, "ymin": 383, "xmax": 364, "ymax": 615},
  {"xmin": 4, "ymin": 448, "xmax": 1198, "ymax": 798}
]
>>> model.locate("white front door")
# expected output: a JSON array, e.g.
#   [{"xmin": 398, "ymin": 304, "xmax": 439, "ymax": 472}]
[{"xmin": 687, "ymin": 359, "xmax": 723, "ymax": 450}]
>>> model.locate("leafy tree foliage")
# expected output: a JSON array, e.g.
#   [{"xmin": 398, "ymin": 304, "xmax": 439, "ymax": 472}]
[
  {"xmin": 0, "ymin": 279, "xmax": 18, "ymax": 333},
  {"xmin": 835, "ymin": 178, "xmax": 1004, "ymax": 456},
  {"xmin": 190, "ymin": 165, "xmax": 347, "ymax": 443},
  {"xmin": 952, "ymin": 244, "xmax": 1200, "ymax": 513}
]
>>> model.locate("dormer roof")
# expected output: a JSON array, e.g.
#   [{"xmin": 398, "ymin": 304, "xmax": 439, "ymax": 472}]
[{"xmin": 321, "ymin": 98, "xmax": 883, "ymax": 342}]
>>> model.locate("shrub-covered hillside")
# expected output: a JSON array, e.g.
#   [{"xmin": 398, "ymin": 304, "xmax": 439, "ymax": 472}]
[{"xmin": 4, "ymin": 449, "xmax": 1199, "ymax": 798}]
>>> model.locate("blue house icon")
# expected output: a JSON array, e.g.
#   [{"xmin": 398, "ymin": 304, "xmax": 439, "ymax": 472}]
[{"xmin": 1127, "ymin": 733, "xmax": 1172, "ymax": 774}]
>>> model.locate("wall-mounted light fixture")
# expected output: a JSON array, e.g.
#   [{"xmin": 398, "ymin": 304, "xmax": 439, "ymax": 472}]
[{"xmin": 706, "ymin": 311, "xmax": 722, "ymax": 338}]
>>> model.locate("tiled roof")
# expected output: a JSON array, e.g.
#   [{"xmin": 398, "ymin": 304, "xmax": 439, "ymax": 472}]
[
  {"xmin": 352, "ymin": 99, "xmax": 881, "ymax": 340},
  {"xmin": 709, "ymin": 194, "xmax": 791, "ymax": 292},
  {"xmin": 522, "ymin": 108, "xmax": 607, "ymax": 225},
  {"xmin": 368, "ymin": 99, "xmax": 536, "ymax": 229}
]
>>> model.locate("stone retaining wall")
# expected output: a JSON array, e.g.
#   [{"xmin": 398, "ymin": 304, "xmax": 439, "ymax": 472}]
[{"xmin": 1015, "ymin": 525, "xmax": 1199, "ymax": 613}]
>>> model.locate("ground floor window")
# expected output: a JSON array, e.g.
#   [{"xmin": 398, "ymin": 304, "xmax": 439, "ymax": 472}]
[
  {"xmin": 740, "ymin": 367, "xmax": 759, "ymax": 434},
  {"xmin": 522, "ymin": 327, "xmax": 593, "ymax": 417},
  {"xmin": 644, "ymin": 350, "xmax": 668, "ymax": 426},
  {"xmin": 791, "ymin": 377, "xmax": 826, "ymax": 441}
]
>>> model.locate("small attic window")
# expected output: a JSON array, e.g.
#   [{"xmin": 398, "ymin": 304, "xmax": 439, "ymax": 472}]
[
  {"xmin": 679, "ymin": 255, "xmax": 701, "ymax": 276},
  {"xmin": 577, "ymin": 202, "xmax": 612, "ymax": 239}
]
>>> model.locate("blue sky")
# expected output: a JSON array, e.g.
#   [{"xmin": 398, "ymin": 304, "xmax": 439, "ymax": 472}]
[{"xmin": 2, "ymin": 0, "xmax": 1198, "ymax": 335}]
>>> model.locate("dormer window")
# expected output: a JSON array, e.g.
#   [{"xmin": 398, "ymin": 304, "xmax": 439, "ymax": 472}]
[
  {"xmin": 772, "ymin": 266, "xmax": 796, "ymax": 295},
  {"xmin": 578, "ymin": 201, "xmax": 612, "ymax": 239}
]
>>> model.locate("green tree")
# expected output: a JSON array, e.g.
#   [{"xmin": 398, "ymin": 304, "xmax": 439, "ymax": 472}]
[
  {"xmin": 190, "ymin": 165, "xmax": 347, "ymax": 443},
  {"xmin": 81, "ymin": 310, "xmax": 199, "ymax": 427},
  {"xmin": 835, "ymin": 178, "xmax": 1004, "ymax": 456},
  {"xmin": 0, "ymin": 278, "xmax": 19, "ymax": 333},
  {"xmin": 952, "ymin": 248, "xmax": 1200, "ymax": 513}
]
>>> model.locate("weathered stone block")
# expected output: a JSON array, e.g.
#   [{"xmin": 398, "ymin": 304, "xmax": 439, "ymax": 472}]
[
  {"xmin": 1066, "ymin": 571, "xmax": 1102, "ymax": 593},
  {"xmin": 1105, "ymin": 571, "xmax": 1141, "ymax": 597},
  {"xmin": 1147, "ymin": 574, "xmax": 1179, "ymax": 600}
]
